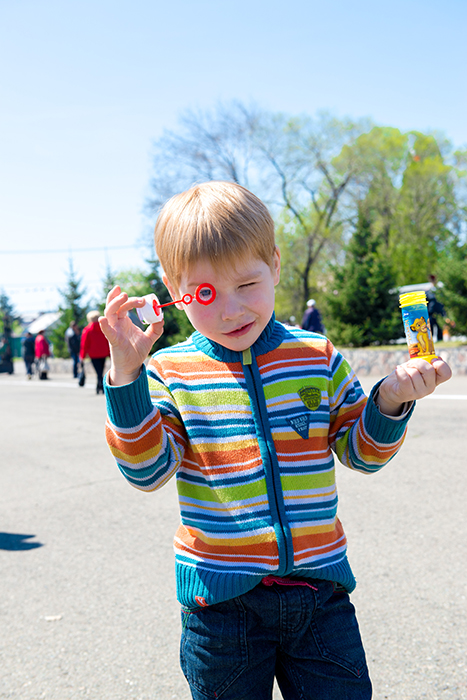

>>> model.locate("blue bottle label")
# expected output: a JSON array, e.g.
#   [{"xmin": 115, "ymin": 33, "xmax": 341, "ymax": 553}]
[{"xmin": 401, "ymin": 304, "xmax": 435, "ymax": 358}]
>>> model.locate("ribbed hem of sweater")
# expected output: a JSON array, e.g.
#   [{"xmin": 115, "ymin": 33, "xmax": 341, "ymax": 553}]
[
  {"xmin": 104, "ymin": 366, "xmax": 153, "ymax": 428},
  {"xmin": 176, "ymin": 559, "xmax": 357, "ymax": 609}
]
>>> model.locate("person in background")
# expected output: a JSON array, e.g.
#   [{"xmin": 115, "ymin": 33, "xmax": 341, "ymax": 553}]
[
  {"xmin": 0, "ymin": 337, "xmax": 14, "ymax": 374},
  {"xmin": 65, "ymin": 320, "xmax": 81, "ymax": 378},
  {"xmin": 22, "ymin": 331, "xmax": 35, "ymax": 379},
  {"xmin": 34, "ymin": 330, "xmax": 50, "ymax": 380},
  {"xmin": 301, "ymin": 298, "xmax": 324, "ymax": 333},
  {"xmin": 426, "ymin": 275, "xmax": 445, "ymax": 343},
  {"xmin": 80, "ymin": 311, "xmax": 110, "ymax": 394}
]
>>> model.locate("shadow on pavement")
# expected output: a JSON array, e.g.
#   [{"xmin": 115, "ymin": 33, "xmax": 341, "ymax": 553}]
[{"xmin": 0, "ymin": 532, "xmax": 43, "ymax": 551}]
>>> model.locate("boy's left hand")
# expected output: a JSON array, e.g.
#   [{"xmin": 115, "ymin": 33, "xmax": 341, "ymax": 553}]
[{"xmin": 377, "ymin": 357, "xmax": 452, "ymax": 416}]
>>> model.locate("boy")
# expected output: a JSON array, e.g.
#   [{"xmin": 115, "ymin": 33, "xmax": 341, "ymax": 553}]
[{"xmin": 100, "ymin": 181, "xmax": 451, "ymax": 700}]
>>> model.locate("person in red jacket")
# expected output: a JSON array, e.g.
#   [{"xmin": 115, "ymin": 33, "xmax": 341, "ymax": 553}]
[
  {"xmin": 34, "ymin": 330, "xmax": 51, "ymax": 380},
  {"xmin": 80, "ymin": 311, "xmax": 110, "ymax": 394},
  {"xmin": 34, "ymin": 330, "xmax": 50, "ymax": 359}
]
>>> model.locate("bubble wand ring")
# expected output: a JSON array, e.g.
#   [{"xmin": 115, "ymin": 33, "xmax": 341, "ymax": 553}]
[{"xmin": 137, "ymin": 284, "xmax": 216, "ymax": 325}]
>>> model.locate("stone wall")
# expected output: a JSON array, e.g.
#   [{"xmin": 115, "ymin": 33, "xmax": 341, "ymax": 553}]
[
  {"xmin": 42, "ymin": 345, "xmax": 467, "ymax": 376},
  {"xmin": 338, "ymin": 345, "xmax": 467, "ymax": 376}
]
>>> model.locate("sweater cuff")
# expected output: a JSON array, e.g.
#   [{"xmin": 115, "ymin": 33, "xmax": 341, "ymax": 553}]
[
  {"xmin": 104, "ymin": 365, "xmax": 153, "ymax": 428},
  {"xmin": 364, "ymin": 378, "xmax": 415, "ymax": 443}
]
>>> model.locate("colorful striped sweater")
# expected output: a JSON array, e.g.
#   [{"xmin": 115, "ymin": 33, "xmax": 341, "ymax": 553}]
[{"xmin": 104, "ymin": 317, "xmax": 413, "ymax": 608}]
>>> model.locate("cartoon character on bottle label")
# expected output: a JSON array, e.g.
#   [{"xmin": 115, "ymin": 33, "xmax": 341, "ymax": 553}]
[{"xmin": 409, "ymin": 316, "xmax": 435, "ymax": 356}]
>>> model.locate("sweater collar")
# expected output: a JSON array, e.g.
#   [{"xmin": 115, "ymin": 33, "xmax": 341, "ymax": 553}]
[{"xmin": 191, "ymin": 314, "xmax": 285, "ymax": 362}]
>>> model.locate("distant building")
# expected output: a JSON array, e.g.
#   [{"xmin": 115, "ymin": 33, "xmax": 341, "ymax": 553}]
[{"xmin": 27, "ymin": 312, "xmax": 61, "ymax": 335}]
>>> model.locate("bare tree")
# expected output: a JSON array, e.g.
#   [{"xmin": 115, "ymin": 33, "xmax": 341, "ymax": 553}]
[
  {"xmin": 146, "ymin": 101, "xmax": 371, "ymax": 309},
  {"xmin": 147, "ymin": 101, "xmax": 261, "ymax": 208}
]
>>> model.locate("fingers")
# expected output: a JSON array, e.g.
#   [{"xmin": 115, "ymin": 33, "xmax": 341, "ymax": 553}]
[
  {"xmin": 105, "ymin": 285, "xmax": 121, "ymax": 306},
  {"xmin": 101, "ymin": 288, "xmax": 166, "ymax": 351},
  {"xmin": 103, "ymin": 288, "xmax": 126, "ymax": 320},
  {"xmin": 430, "ymin": 358, "xmax": 453, "ymax": 385},
  {"xmin": 104, "ymin": 291, "xmax": 145, "ymax": 320},
  {"xmin": 114, "ymin": 296, "xmax": 146, "ymax": 318},
  {"xmin": 392, "ymin": 357, "xmax": 452, "ymax": 401},
  {"xmin": 98, "ymin": 315, "xmax": 118, "ymax": 345},
  {"xmin": 144, "ymin": 320, "xmax": 164, "ymax": 344},
  {"xmin": 403, "ymin": 359, "xmax": 434, "ymax": 383},
  {"xmin": 398, "ymin": 359, "xmax": 437, "ymax": 395},
  {"xmin": 405, "ymin": 358, "xmax": 452, "ymax": 390}
]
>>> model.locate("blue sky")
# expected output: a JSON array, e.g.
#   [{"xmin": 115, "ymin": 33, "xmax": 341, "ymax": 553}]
[{"xmin": 1, "ymin": 0, "xmax": 466, "ymax": 316}]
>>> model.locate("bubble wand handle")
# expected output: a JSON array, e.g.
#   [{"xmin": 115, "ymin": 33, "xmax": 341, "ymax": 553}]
[
  {"xmin": 399, "ymin": 291, "xmax": 438, "ymax": 363},
  {"xmin": 156, "ymin": 294, "xmax": 195, "ymax": 310},
  {"xmin": 136, "ymin": 284, "xmax": 216, "ymax": 325}
]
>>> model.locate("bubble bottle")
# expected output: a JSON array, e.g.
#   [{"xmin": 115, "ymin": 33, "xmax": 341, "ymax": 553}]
[{"xmin": 399, "ymin": 291, "xmax": 437, "ymax": 362}]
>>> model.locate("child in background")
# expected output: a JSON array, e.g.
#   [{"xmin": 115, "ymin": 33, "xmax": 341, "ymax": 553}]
[{"xmin": 100, "ymin": 181, "xmax": 451, "ymax": 700}]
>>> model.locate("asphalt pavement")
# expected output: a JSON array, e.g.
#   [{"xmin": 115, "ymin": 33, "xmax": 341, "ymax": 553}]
[{"xmin": 1, "ymin": 368, "xmax": 466, "ymax": 699}]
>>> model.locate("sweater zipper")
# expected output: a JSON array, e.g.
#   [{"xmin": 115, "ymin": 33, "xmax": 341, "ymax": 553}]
[{"xmin": 242, "ymin": 349, "xmax": 293, "ymax": 575}]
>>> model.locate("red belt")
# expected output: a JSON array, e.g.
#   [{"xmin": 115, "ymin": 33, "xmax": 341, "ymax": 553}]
[{"xmin": 261, "ymin": 575, "xmax": 318, "ymax": 591}]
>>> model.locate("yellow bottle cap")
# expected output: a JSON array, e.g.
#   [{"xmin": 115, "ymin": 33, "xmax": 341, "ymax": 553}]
[{"xmin": 399, "ymin": 291, "xmax": 427, "ymax": 308}]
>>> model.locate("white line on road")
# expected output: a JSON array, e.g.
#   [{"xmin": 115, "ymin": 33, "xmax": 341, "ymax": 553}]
[
  {"xmin": 13, "ymin": 380, "xmax": 95, "ymax": 389},
  {"xmin": 425, "ymin": 394, "xmax": 467, "ymax": 400}
]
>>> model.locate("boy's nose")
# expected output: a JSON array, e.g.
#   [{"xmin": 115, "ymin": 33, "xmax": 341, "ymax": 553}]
[{"xmin": 221, "ymin": 295, "xmax": 244, "ymax": 321}]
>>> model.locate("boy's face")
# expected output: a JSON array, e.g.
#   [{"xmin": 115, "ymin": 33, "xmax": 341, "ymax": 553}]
[{"xmin": 164, "ymin": 248, "xmax": 281, "ymax": 352}]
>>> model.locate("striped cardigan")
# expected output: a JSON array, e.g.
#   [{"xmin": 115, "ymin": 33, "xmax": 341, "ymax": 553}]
[{"xmin": 105, "ymin": 317, "xmax": 413, "ymax": 608}]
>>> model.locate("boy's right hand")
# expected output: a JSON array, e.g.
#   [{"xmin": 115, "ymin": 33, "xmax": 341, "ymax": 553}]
[{"xmin": 99, "ymin": 285, "xmax": 164, "ymax": 386}]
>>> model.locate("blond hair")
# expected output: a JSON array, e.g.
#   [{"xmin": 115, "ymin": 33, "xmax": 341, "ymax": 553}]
[{"xmin": 154, "ymin": 181, "xmax": 275, "ymax": 290}]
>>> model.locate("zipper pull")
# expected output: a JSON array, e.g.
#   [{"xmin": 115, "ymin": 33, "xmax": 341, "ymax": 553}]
[{"xmin": 242, "ymin": 348, "xmax": 252, "ymax": 365}]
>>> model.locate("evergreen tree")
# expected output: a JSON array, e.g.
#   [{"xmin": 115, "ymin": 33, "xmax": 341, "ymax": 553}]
[
  {"xmin": 98, "ymin": 263, "xmax": 119, "ymax": 314},
  {"xmin": 324, "ymin": 204, "xmax": 400, "ymax": 347},
  {"xmin": 49, "ymin": 259, "xmax": 88, "ymax": 357},
  {"xmin": 0, "ymin": 289, "xmax": 16, "ymax": 336},
  {"xmin": 437, "ymin": 242, "xmax": 467, "ymax": 335}
]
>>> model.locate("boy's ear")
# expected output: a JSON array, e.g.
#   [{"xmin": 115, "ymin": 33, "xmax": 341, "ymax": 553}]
[
  {"xmin": 273, "ymin": 246, "xmax": 281, "ymax": 286},
  {"xmin": 162, "ymin": 275, "xmax": 185, "ymax": 311}
]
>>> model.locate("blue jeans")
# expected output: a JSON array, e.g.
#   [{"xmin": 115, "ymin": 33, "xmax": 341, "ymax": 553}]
[
  {"xmin": 24, "ymin": 357, "xmax": 34, "ymax": 376},
  {"xmin": 90, "ymin": 356, "xmax": 106, "ymax": 393},
  {"xmin": 180, "ymin": 579, "xmax": 372, "ymax": 700},
  {"xmin": 70, "ymin": 352, "xmax": 80, "ymax": 378}
]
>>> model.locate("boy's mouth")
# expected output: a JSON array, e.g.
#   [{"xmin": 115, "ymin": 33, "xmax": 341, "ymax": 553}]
[{"xmin": 224, "ymin": 321, "xmax": 255, "ymax": 338}]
